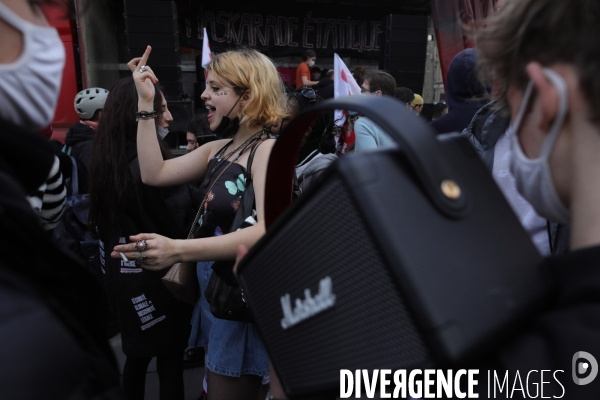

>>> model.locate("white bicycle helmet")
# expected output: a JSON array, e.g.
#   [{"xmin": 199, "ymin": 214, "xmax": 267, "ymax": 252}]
[{"xmin": 74, "ymin": 87, "xmax": 109, "ymax": 120}]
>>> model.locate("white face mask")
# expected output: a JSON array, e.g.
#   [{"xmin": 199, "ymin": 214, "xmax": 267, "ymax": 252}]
[
  {"xmin": 0, "ymin": 2, "xmax": 65, "ymax": 130},
  {"xmin": 307, "ymin": 60, "xmax": 315, "ymax": 68},
  {"xmin": 157, "ymin": 125, "xmax": 169, "ymax": 140},
  {"xmin": 508, "ymin": 68, "xmax": 571, "ymax": 225}
]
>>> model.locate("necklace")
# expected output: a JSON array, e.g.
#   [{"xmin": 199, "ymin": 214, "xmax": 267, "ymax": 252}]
[{"xmin": 201, "ymin": 129, "xmax": 266, "ymax": 188}]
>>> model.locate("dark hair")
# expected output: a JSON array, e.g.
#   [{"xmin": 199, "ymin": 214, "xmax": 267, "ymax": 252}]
[
  {"xmin": 286, "ymin": 90, "xmax": 335, "ymax": 163},
  {"xmin": 186, "ymin": 113, "xmax": 211, "ymax": 136},
  {"xmin": 352, "ymin": 66, "xmax": 367, "ymax": 86},
  {"xmin": 321, "ymin": 68, "xmax": 330, "ymax": 77},
  {"xmin": 432, "ymin": 102, "xmax": 448, "ymax": 119},
  {"xmin": 476, "ymin": 0, "xmax": 600, "ymax": 123},
  {"xmin": 310, "ymin": 66, "xmax": 322, "ymax": 74},
  {"xmin": 302, "ymin": 50, "xmax": 317, "ymax": 61},
  {"xmin": 88, "ymin": 77, "xmax": 169, "ymax": 237},
  {"xmin": 395, "ymin": 87, "xmax": 415, "ymax": 105},
  {"xmin": 364, "ymin": 71, "xmax": 397, "ymax": 97},
  {"xmin": 326, "ymin": 70, "xmax": 334, "ymax": 78}
]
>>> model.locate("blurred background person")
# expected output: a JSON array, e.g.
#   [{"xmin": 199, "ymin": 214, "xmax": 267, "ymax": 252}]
[
  {"xmin": 185, "ymin": 113, "xmax": 212, "ymax": 153},
  {"xmin": 295, "ymin": 49, "xmax": 318, "ymax": 88},
  {"xmin": 352, "ymin": 66, "xmax": 367, "ymax": 87},
  {"xmin": 395, "ymin": 87, "xmax": 415, "ymax": 109},
  {"xmin": 429, "ymin": 48, "xmax": 490, "ymax": 134},
  {"xmin": 431, "ymin": 101, "xmax": 448, "ymax": 121},
  {"xmin": 316, "ymin": 69, "xmax": 334, "ymax": 100},
  {"xmin": 411, "ymin": 93, "xmax": 424, "ymax": 115},
  {"xmin": 355, "ymin": 71, "xmax": 397, "ymax": 151},
  {"xmin": 65, "ymin": 87, "xmax": 108, "ymax": 169},
  {"xmin": 310, "ymin": 66, "xmax": 321, "ymax": 81}
]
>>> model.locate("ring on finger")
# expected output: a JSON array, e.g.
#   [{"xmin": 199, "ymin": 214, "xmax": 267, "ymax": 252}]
[
  {"xmin": 139, "ymin": 65, "xmax": 147, "ymax": 73},
  {"xmin": 135, "ymin": 239, "xmax": 148, "ymax": 252}
]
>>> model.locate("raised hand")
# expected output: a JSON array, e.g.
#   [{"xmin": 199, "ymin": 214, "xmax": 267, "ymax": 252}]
[{"xmin": 129, "ymin": 46, "xmax": 159, "ymax": 105}]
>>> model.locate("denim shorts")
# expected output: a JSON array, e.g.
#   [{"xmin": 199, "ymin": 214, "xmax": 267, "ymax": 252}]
[{"xmin": 189, "ymin": 261, "xmax": 269, "ymax": 378}]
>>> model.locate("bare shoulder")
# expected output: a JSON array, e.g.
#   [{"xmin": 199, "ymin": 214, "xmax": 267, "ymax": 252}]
[
  {"xmin": 254, "ymin": 138, "xmax": 276, "ymax": 158},
  {"xmin": 250, "ymin": 138, "xmax": 276, "ymax": 178}
]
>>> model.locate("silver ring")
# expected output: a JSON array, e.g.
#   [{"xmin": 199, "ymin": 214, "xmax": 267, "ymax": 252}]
[
  {"xmin": 139, "ymin": 65, "xmax": 147, "ymax": 73},
  {"xmin": 135, "ymin": 239, "xmax": 148, "ymax": 252}
]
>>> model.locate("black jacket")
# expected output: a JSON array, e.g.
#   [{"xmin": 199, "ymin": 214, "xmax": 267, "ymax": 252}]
[
  {"xmin": 101, "ymin": 143, "xmax": 195, "ymax": 357},
  {"xmin": 430, "ymin": 49, "xmax": 490, "ymax": 135},
  {"xmin": 461, "ymin": 101, "xmax": 570, "ymax": 255},
  {"xmin": 480, "ymin": 245, "xmax": 600, "ymax": 398},
  {"xmin": 65, "ymin": 121, "xmax": 95, "ymax": 170},
  {"xmin": 0, "ymin": 119, "xmax": 123, "ymax": 398},
  {"xmin": 316, "ymin": 77, "xmax": 334, "ymax": 100}
]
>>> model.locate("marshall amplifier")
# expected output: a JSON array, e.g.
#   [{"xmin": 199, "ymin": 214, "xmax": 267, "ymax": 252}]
[{"xmin": 237, "ymin": 97, "xmax": 548, "ymax": 398}]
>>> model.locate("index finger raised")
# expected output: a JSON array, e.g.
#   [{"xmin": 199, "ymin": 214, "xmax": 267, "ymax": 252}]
[{"xmin": 138, "ymin": 45, "xmax": 152, "ymax": 70}]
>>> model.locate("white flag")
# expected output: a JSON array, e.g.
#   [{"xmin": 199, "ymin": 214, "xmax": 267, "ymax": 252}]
[
  {"xmin": 201, "ymin": 27, "xmax": 212, "ymax": 84},
  {"xmin": 333, "ymin": 53, "xmax": 361, "ymax": 126}
]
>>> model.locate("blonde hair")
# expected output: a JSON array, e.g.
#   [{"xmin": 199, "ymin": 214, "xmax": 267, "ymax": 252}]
[{"xmin": 207, "ymin": 48, "xmax": 287, "ymax": 128}]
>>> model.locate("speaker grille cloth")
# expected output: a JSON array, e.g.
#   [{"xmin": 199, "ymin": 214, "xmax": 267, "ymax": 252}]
[{"xmin": 243, "ymin": 175, "xmax": 429, "ymax": 394}]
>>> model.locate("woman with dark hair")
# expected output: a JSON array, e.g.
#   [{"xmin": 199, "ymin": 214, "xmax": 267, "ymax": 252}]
[
  {"xmin": 88, "ymin": 76, "xmax": 194, "ymax": 400},
  {"xmin": 271, "ymin": 88, "xmax": 337, "ymax": 194}
]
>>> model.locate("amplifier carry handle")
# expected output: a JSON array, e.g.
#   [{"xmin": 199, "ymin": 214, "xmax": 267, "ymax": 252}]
[{"xmin": 265, "ymin": 95, "xmax": 469, "ymax": 229}]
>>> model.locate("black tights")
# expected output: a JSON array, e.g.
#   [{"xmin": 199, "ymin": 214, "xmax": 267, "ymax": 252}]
[
  {"xmin": 122, "ymin": 355, "xmax": 184, "ymax": 400},
  {"xmin": 207, "ymin": 370, "xmax": 267, "ymax": 400}
]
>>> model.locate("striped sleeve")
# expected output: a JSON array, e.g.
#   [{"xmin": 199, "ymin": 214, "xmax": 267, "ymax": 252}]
[{"xmin": 26, "ymin": 156, "xmax": 66, "ymax": 231}]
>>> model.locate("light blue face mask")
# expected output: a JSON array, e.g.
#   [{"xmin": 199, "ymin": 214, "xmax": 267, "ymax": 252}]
[
  {"xmin": 508, "ymin": 68, "xmax": 571, "ymax": 225},
  {"xmin": 157, "ymin": 125, "xmax": 169, "ymax": 140}
]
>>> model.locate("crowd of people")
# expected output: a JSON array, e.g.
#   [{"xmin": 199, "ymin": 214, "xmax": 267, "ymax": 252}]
[{"xmin": 2, "ymin": 0, "xmax": 600, "ymax": 399}]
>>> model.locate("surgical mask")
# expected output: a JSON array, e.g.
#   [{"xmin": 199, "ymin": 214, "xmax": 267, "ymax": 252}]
[
  {"xmin": 307, "ymin": 60, "xmax": 315, "ymax": 67},
  {"xmin": 508, "ymin": 68, "xmax": 571, "ymax": 225},
  {"xmin": 157, "ymin": 125, "xmax": 169, "ymax": 140},
  {"xmin": 213, "ymin": 95, "xmax": 242, "ymax": 138},
  {"xmin": 0, "ymin": 2, "xmax": 65, "ymax": 130}
]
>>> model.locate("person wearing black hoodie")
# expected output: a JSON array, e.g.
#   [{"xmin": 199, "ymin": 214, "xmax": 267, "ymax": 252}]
[{"xmin": 429, "ymin": 48, "xmax": 489, "ymax": 135}]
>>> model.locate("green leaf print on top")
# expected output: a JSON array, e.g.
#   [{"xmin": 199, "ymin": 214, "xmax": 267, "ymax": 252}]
[{"xmin": 225, "ymin": 173, "xmax": 246, "ymax": 195}]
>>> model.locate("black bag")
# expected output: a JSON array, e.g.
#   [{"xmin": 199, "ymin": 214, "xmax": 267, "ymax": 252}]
[
  {"xmin": 237, "ymin": 97, "xmax": 548, "ymax": 398},
  {"xmin": 203, "ymin": 142, "xmax": 262, "ymax": 323}
]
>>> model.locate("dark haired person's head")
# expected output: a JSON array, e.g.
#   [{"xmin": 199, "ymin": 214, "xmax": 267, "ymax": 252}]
[
  {"xmin": 185, "ymin": 113, "xmax": 211, "ymax": 152},
  {"xmin": 432, "ymin": 102, "xmax": 448, "ymax": 120},
  {"xmin": 361, "ymin": 71, "xmax": 397, "ymax": 97},
  {"xmin": 311, "ymin": 66, "xmax": 322, "ymax": 81},
  {"xmin": 302, "ymin": 49, "xmax": 317, "ymax": 63},
  {"xmin": 88, "ymin": 76, "xmax": 169, "ymax": 237},
  {"xmin": 395, "ymin": 87, "xmax": 415, "ymax": 108},
  {"xmin": 353, "ymin": 66, "xmax": 367, "ymax": 86}
]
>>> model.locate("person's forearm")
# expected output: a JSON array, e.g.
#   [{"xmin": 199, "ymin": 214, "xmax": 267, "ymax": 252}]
[
  {"xmin": 176, "ymin": 222, "xmax": 266, "ymax": 262},
  {"xmin": 137, "ymin": 100, "xmax": 164, "ymax": 186}
]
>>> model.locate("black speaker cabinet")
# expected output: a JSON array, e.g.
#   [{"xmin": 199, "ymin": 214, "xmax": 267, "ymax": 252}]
[{"xmin": 238, "ymin": 97, "xmax": 547, "ymax": 399}]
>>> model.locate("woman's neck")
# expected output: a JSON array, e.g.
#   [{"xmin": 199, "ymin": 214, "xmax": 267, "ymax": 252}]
[{"xmin": 231, "ymin": 124, "xmax": 263, "ymax": 147}]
